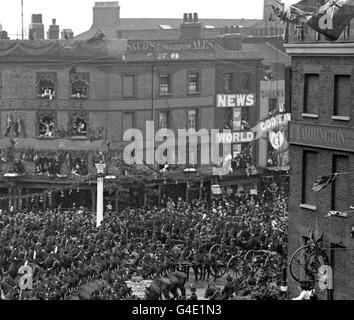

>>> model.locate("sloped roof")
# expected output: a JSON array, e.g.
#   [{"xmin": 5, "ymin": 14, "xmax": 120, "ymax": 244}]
[
  {"xmin": 241, "ymin": 42, "xmax": 290, "ymax": 65},
  {"xmin": 76, "ymin": 18, "xmax": 262, "ymax": 40},
  {"xmin": 107, "ymin": 18, "xmax": 261, "ymax": 30}
]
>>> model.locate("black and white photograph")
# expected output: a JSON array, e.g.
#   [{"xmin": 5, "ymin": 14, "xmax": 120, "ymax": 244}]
[{"xmin": 0, "ymin": 0, "xmax": 350, "ymax": 310}]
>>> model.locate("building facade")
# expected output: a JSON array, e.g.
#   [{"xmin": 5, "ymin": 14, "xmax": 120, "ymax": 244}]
[
  {"xmin": 286, "ymin": 26, "xmax": 354, "ymax": 299},
  {"xmin": 0, "ymin": 34, "xmax": 262, "ymax": 209}
]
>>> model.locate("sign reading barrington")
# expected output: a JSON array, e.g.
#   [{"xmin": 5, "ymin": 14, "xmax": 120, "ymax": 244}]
[
  {"xmin": 216, "ymin": 94, "xmax": 256, "ymax": 108},
  {"xmin": 289, "ymin": 122, "xmax": 354, "ymax": 152}
]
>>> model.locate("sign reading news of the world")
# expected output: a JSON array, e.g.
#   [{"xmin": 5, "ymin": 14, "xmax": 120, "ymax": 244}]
[{"xmin": 216, "ymin": 93, "xmax": 256, "ymax": 108}]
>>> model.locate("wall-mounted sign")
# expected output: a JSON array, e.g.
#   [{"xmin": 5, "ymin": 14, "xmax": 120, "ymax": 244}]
[
  {"xmin": 290, "ymin": 122, "xmax": 354, "ymax": 152},
  {"xmin": 216, "ymin": 93, "xmax": 256, "ymax": 108},
  {"xmin": 127, "ymin": 39, "xmax": 215, "ymax": 53},
  {"xmin": 260, "ymin": 89, "xmax": 285, "ymax": 98}
]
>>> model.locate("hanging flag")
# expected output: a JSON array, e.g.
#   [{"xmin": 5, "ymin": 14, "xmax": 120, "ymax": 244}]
[
  {"xmin": 307, "ymin": 0, "xmax": 354, "ymax": 41},
  {"xmin": 312, "ymin": 173, "xmax": 338, "ymax": 192}
]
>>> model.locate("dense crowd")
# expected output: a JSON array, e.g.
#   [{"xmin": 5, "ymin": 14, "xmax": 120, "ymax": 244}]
[{"xmin": 0, "ymin": 183, "xmax": 288, "ymax": 300}]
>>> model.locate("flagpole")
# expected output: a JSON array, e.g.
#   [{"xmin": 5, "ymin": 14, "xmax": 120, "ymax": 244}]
[{"xmin": 21, "ymin": 0, "xmax": 24, "ymax": 40}]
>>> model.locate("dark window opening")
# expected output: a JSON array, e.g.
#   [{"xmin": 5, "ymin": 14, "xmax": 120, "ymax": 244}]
[{"xmin": 39, "ymin": 115, "xmax": 55, "ymax": 137}]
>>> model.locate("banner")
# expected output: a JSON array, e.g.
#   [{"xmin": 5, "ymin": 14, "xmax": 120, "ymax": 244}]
[
  {"xmin": 307, "ymin": 0, "xmax": 354, "ymax": 41},
  {"xmin": 252, "ymin": 113, "xmax": 291, "ymax": 141}
]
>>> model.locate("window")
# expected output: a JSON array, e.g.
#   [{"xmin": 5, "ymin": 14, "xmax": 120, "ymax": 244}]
[
  {"xmin": 159, "ymin": 111, "xmax": 169, "ymax": 130},
  {"xmin": 122, "ymin": 112, "xmax": 134, "ymax": 136},
  {"xmin": 303, "ymin": 74, "xmax": 319, "ymax": 114},
  {"xmin": 123, "ymin": 74, "xmax": 136, "ymax": 98},
  {"xmin": 331, "ymin": 155, "xmax": 349, "ymax": 212},
  {"xmin": 70, "ymin": 112, "xmax": 88, "ymax": 137},
  {"xmin": 333, "ymin": 75, "xmax": 351, "ymax": 117},
  {"xmin": 187, "ymin": 109, "xmax": 197, "ymax": 130},
  {"xmin": 159, "ymin": 73, "xmax": 171, "ymax": 95},
  {"xmin": 224, "ymin": 73, "xmax": 233, "ymax": 93},
  {"xmin": 268, "ymin": 98, "xmax": 278, "ymax": 113},
  {"xmin": 37, "ymin": 72, "xmax": 56, "ymax": 100},
  {"xmin": 264, "ymin": 65, "xmax": 273, "ymax": 80},
  {"xmin": 70, "ymin": 72, "xmax": 89, "ymax": 99},
  {"xmin": 242, "ymin": 72, "xmax": 251, "ymax": 90},
  {"xmin": 301, "ymin": 151, "xmax": 317, "ymax": 206},
  {"xmin": 38, "ymin": 111, "xmax": 56, "ymax": 137},
  {"xmin": 188, "ymin": 72, "xmax": 200, "ymax": 94}
]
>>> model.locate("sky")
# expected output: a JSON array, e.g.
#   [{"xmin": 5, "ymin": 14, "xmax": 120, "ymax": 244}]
[{"xmin": 0, "ymin": 0, "xmax": 299, "ymax": 38}]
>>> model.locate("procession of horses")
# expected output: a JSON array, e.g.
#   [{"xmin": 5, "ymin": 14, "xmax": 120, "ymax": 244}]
[{"xmin": 0, "ymin": 184, "xmax": 288, "ymax": 300}]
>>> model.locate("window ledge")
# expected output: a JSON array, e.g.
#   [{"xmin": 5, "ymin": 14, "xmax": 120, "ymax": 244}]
[
  {"xmin": 37, "ymin": 136, "xmax": 58, "ymax": 140},
  {"xmin": 302, "ymin": 113, "xmax": 319, "ymax": 119},
  {"xmin": 187, "ymin": 92, "xmax": 201, "ymax": 96},
  {"xmin": 69, "ymin": 136, "xmax": 88, "ymax": 140},
  {"xmin": 159, "ymin": 93, "xmax": 173, "ymax": 97},
  {"xmin": 37, "ymin": 95, "xmax": 56, "ymax": 100},
  {"xmin": 331, "ymin": 116, "xmax": 350, "ymax": 121},
  {"xmin": 70, "ymin": 95, "xmax": 88, "ymax": 100},
  {"xmin": 300, "ymin": 204, "xmax": 317, "ymax": 211},
  {"xmin": 122, "ymin": 96, "xmax": 137, "ymax": 99}
]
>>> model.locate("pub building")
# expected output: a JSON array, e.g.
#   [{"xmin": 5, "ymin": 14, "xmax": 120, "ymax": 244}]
[
  {"xmin": 285, "ymin": 20, "xmax": 354, "ymax": 299},
  {"xmin": 0, "ymin": 4, "xmax": 268, "ymax": 210}
]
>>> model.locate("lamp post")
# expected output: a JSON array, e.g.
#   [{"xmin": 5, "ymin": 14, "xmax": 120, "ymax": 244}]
[{"xmin": 95, "ymin": 163, "xmax": 106, "ymax": 228}]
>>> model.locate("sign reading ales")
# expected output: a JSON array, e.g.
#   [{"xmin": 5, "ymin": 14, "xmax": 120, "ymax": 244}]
[{"xmin": 216, "ymin": 94, "xmax": 255, "ymax": 108}]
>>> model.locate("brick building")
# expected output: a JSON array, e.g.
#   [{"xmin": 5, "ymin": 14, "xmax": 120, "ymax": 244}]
[
  {"xmin": 285, "ymin": 23, "xmax": 354, "ymax": 299},
  {"xmin": 0, "ymin": 22, "xmax": 262, "ymax": 209}
]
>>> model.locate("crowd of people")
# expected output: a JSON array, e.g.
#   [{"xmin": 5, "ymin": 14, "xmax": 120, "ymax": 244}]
[{"xmin": 0, "ymin": 183, "xmax": 288, "ymax": 300}]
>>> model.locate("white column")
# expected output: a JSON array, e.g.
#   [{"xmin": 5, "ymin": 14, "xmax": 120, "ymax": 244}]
[{"xmin": 95, "ymin": 163, "xmax": 106, "ymax": 228}]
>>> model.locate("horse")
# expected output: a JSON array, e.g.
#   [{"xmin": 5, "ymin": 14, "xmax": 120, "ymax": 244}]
[
  {"xmin": 144, "ymin": 282, "xmax": 163, "ymax": 300},
  {"xmin": 167, "ymin": 271, "xmax": 187, "ymax": 299},
  {"xmin": 152, "ymin": 277, "xmax": 173, "ymax": 300}
]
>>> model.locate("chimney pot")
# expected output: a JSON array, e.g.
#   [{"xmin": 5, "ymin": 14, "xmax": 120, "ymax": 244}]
[
  {"xmin": 52, "ymin": 19, "xmax": 56, "ymax": 25},
  {"xmin": 183, "ymin": 13, "xmax": 188, "ymax": 23},
  {"xmin": 193, "ymin": 13, "xmax": 198, "ymax": 23},
  {"xmin": 188, "ymin": 13, "xmax": 193, "ymax": 23}
]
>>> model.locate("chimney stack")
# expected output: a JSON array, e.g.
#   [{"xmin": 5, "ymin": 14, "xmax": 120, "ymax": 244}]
[
  {"xmin": 93, "ymin": 2, "xmax": 120, "ymax": 28},
  {"xmin": 180, "ymin": 12, "xmax": 202, "ymax": 40},
  {"xmin": 47, "ymin": 18, "xmax": 60, "ymax": 40},
  {"xmin": 61, "ymin": 29, "xmax": 74, "ymax": 40},
  {"xmin": 29, "ymin": 14, "xmax": 44, "ymax": 40},
  {"xmin": 188, "ymin": 13, "xmax": 193, "ymax": 23}
]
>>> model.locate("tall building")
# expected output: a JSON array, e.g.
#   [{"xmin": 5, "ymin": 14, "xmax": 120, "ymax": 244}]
[{"xmin": 285, "ymin": 17, "xmax": 354, "ymax": 299}]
